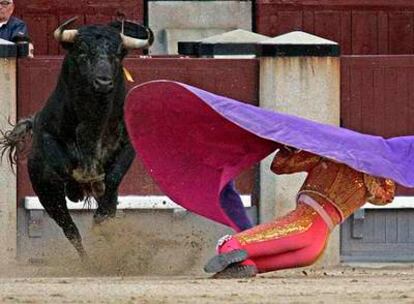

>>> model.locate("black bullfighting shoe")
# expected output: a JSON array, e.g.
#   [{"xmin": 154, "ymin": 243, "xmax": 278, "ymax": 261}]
[
  {"xmin": 212, "ymin": 264, "xmax": 258, "ymax": 279},
  {"xmin": 204, "ymin": 249, "xmax": 248, "ymax": 273}
]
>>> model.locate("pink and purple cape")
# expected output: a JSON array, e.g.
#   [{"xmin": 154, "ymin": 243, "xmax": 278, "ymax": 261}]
[{"xmin": 124, "ymin": 80, "xmax": 414, "ymax": 231}]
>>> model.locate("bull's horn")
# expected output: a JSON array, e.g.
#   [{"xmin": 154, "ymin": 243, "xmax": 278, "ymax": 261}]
[
  {"xmin": 54, "ymin": 16, "xmax": 79, "ymax": 43},
  {"xmin": 121, "ymin": 28, "xmax": 154, "ymax": 49},
  {"xmin": 121, "ymin": 34, "xmax": 149, "ymax": 49}
]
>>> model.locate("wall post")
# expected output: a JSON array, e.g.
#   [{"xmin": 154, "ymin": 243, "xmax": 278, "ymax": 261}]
[
  {"xmin": 257, "ymin": 31, "xmax": 341, "ymax": 266},
  {"xmin": 0, "ymin": 39, "xmax": 18, "ymax": 266}
]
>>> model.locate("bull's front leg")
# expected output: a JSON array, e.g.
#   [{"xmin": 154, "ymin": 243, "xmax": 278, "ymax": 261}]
[{"xmin": 94, "ymin": 142, "xmax": 135, "ymax": 224}]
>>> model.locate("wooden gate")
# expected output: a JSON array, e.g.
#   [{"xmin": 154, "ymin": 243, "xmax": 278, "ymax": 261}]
[
  {"xmin": 341, "ymin": 55, "xmax": 414, "ymax": 261},
  {"xmin": 341, "ymin": 55, "xmax": 414, "ymax": 195}
]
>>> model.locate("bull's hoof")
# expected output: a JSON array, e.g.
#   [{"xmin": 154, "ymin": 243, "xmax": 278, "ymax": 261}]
[
  {"xmin": 93, "ymin": 213, "xmax": 113, "ymax": 225},
  {"xmin": 93, "ymin": 215, "xmax": 107, "ymax": 226},
  {"xmin": 204, "ymin": 249, "xmax": 248, "ymax": 273},
  {"xmin": 212, "ymin": 264, "xmax": 257, "ymax": 279}
]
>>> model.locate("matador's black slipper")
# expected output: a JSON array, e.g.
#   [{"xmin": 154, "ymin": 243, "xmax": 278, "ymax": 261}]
[
  {"xmin": 204, "ymin": 249, "xmax": 248, "ymax": 273},
  {"xmin": 212, "ymin": 264, "xmax": 258, "ymax": 279}
]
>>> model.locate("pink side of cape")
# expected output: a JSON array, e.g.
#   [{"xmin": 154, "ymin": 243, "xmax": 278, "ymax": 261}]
[{"xmin": 124, "ymin": 81, "xmax": 275, "ymax": 230}]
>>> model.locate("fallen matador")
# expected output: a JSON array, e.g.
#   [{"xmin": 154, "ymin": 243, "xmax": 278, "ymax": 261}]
[
  {"xmin": 204, "ymin": 148, "xmax": 395, "ymax": 278},
  {"xmin": 124, "ymin": 80, "xmax": 414, "ymax": 278}
]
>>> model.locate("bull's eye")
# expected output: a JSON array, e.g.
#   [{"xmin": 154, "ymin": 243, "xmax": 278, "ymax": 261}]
[{"xmin": 107, "ymin": 54, "xmax": 120, "ymax": 64}]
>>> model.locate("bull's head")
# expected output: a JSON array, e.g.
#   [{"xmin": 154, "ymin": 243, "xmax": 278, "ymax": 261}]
[{"xmin": 54, "ymin": 17, "xmax": 153, "ymax": 94}]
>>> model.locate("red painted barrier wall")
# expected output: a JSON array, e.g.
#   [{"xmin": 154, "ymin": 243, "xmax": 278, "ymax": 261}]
[
  {"xmin": 341, "ymin": 55, "xmax": 414, "ymax": 195},
  {"xmin": 14, "ymin": 1, "xmax": 144, "ymax": 55},
  {"xmin": 256, "ymin": 0, "xmax": 414, "ymax": 55},
  {"xmin": 16, "ymin": 54, "xmax": 414, "ymax": 203},
  {"xmin": 16, "ymin": 57, "xmax": 260, "ymax": 202},
  {"xmin": 15, "ymin": 0, "xmax": 414, "ymax": 56}
]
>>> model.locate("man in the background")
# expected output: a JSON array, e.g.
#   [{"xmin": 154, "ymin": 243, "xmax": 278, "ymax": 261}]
[{"xmin": 0, "ymin": 0, "xmax": 28, "ymax": 42}]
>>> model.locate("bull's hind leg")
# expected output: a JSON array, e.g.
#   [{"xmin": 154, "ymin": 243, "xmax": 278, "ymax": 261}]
[{"xmin": 28, "ymin": 160, "xmax": 88, "ymax": 260}]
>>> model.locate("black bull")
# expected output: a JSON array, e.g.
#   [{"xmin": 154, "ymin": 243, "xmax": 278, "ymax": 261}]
[{"xmin": 0, "ymin": 18, "xmax": 153, "ymax": 260}]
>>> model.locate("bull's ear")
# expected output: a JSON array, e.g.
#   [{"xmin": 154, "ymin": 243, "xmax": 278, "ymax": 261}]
[{"xmin": 108, "ymin": 20, "xmax": 153, "ymax": 42}]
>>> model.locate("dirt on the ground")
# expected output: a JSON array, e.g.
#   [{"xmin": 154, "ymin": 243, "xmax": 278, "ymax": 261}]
[
  {"xmin": 1, "ymin": 217, "xmax": 413, "ymax": 303},
  {"xmin": 1, "ymin": 264, "xmax": 414, "ymax": 303}
]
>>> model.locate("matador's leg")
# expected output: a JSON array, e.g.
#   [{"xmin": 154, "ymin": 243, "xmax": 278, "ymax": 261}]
[
  {"xmin": 219, "ymin": 181, "xmax": 253, "ymax": 232},
  {"xmin": 205, "ymin": 196, "xmax": 341, "ymax": 277},
  {"xmin": 205, "ymin": 150, "xmax": 396, "ymax": 278}
]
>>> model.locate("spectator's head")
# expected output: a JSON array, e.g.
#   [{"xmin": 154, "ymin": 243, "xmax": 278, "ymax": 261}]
[{"xmin": 0, "ymin": 0, "xmax": 14, "ymax": 23}]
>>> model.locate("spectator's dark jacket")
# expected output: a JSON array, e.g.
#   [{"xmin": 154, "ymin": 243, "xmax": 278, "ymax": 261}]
[{"xmin": 0, "ymin": 16, "xmax": 28, "ymax": 42}]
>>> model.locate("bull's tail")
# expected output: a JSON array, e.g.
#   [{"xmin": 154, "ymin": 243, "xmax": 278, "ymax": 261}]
[{"xmin": 0, "ymin": 116, "xmax": 35, "ymax": 168}]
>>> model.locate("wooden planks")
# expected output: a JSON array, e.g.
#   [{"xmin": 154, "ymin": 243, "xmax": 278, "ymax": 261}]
[
  {"xmin": 342, "ymin": 209, "xmax": 414, "ymax": 262},
  {"xmin": 14, "ymin": 1, "xmax": 144, "ymax": 55},
  {"xmin": 341, "ymin": 55, "xmax": 414, "ymax": 195},
  {"xmin": 256, "ymin": 1, "xmax": 414, "ymax": 55}
]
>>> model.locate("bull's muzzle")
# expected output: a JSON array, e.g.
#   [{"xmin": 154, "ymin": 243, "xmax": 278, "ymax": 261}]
[{"xmin": 93, "ymin": 76, "xmax": 114, "ymax": 94}]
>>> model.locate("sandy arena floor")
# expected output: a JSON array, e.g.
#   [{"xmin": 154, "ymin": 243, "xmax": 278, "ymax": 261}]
[{"xmin": 1, "ymin": 265, "xmax": 414, "ymax": 303}]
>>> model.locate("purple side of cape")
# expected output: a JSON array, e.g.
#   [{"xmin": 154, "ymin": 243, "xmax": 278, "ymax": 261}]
[{"xmin": 182, "ymin": 83, "xmax": 414, "ymax": 188}]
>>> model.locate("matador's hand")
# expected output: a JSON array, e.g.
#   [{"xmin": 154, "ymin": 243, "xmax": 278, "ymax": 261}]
[
  {"xmin": 271, "ymin": 146, "xmax": 321, "ymax": 175},
  {"xmin": 364, "ymin": 175, "xmax": 395, "ymax": 205}
]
